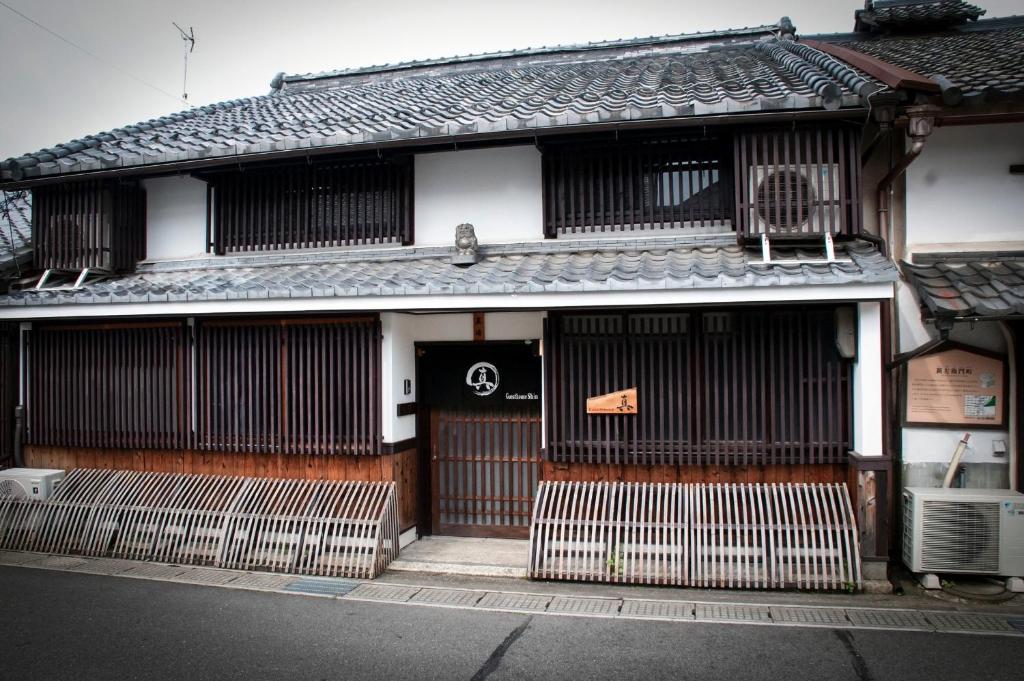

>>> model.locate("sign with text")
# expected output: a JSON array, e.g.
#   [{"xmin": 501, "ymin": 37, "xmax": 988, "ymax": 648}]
[
  {"xmin": 419, "ymin": 341, "xmax": 541, "ymax": 408},
  {"xmin": 905, "ymin": 347, "xmax": 1006, "ymax": 428},
  {"xmin": 586, "ymin": 388, "xmax": 638, "ymax": 415}
]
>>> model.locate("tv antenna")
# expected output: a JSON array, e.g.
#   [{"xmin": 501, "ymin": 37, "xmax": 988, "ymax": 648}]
[{"xmin": 172, "ymin": 22, "xmax": 195, "ymax": 102}]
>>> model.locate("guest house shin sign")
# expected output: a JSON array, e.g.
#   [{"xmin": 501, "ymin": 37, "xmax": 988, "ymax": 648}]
[
  {"xmin": 905, "ymin": 346, "xmax": 1007, "ymax": 428},
  {"xmin": 420, "ymin": 342, "xmax": 541, "ymax": 408}
]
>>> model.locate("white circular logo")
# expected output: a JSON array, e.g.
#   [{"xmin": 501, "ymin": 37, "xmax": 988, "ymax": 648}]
[{"xmin": 466, "ymin": 362, "xmax": 500, "ymax": 396}]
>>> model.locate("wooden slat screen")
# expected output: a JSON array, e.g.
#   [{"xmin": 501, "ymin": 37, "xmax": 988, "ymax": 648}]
[
  {"xmin": 0, "ymin": 324, "xmax": 17, "ymax": 469},
  {"xmin": 207, "ymin": 157, "xmax": 414, "ymax": 253},
  {"xmin": 542, "ymin": 133, "xmax": 733, "ymax": 237},
  {"xmin": 544, "ymin": 308, "xmax": 852, "ymax": 465},
  {"xmin": 433, "ymin": 406, "xmax": 542, "ymax": 538},
  {"xmin": 32, "ymin": 180, "xmax": 146, "ymax": 271},
  {"xmin": 26, "ymin": 323, "xmax": 190, "ymax": 449},
  {"xmin": 734, "ymin": 126, "xmax": 861, "ymax": 239},
  {"xmin": 196, "ymin": 318, "xmax": 382, "ymax": 455}
]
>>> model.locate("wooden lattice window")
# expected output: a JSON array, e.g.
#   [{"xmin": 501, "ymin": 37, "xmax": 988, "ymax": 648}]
[
  {"xmin": 26, "ymin": 323, "xmax": 190, "ymax": 450},
  {"xmin": 205, "ymin": 157, "xmax": 414, "ymax": 253},
  {"xmin": 542, "ymin": 133, "xmax": 733, "ymax": 237},
  {"xmin": 195, "ymin": 317, "xmax": 382, "ymax": 455},
  {"xmin": 544, "ymin": 307, "xmax": 852, "ymax": 465},
  {"xmin": 32, "ymin": 180, "xmax": 146, "ymax": 271},
  {"xmin": 734, "ymin": 125, "xmax": 862, "ymax": 239}
]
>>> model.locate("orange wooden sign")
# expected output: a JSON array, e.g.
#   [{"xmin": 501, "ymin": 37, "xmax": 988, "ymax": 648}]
[{"xmin": 586, "ymin": 388, "xmax": 638, "ymax": 415}]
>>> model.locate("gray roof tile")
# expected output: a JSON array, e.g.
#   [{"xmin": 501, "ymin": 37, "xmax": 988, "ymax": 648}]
[
  {"xmin": 1, "ymin": 27, "xmax": 879, "ymax": 182},
  {"xmin": 0, "ymin": 237, "xmax": 896, "ymax": 309},
  {"xmin": 903, "ymin": 258, "xmax": 1024, "ymax": 318}
]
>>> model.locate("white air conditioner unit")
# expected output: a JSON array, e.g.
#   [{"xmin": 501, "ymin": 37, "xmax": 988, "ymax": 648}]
[
  {"xmin": 747, "ymin": 163, "xmax": 841, "ymax": 236},
  {"xmin": 903, "ymin": 487, "xmax": 1024, "ymax": 577},
  {"xmin": 0, "ymin": 468, "xmax": 66, "ymax": 501}
]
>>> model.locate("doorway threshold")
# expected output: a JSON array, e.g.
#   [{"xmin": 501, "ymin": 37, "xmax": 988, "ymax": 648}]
[{"xmin": 389, "ymin": 536, "xmax": 529, "ymax": 579}]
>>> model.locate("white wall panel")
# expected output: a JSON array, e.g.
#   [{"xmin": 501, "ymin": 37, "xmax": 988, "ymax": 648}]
[{"xmin": 142, "ymin": 176, "xmax": 208, "ymax": 260}]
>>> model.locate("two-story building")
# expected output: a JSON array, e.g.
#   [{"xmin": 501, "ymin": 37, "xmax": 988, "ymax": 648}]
[{"xmin": 0, "ymin": 0, "xmax": 1020, "ymax": 589}]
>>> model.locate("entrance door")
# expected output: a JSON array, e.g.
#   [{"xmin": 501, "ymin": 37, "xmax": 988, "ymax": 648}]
[
  {"xmin": 417, "ymin": 341, "xmax": 543, "ymax": 538},
  {"xmin": 431, "ymin": 405, "xmax": 541, "ymax": 537}
]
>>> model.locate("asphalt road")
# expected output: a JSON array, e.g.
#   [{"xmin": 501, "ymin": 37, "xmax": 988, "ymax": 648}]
[{"xmin": 2, "ymin": 566, "xmax": 1023, "ymax": 681}]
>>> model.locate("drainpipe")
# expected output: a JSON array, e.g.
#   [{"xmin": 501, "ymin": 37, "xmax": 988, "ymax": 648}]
[{"xmin": 877, "ymin": 105, "xmax": 939, "ymax": 263}]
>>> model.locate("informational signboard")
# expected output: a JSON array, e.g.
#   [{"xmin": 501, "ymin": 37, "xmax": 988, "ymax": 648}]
[
  {"xmin": 419, "ymin": 341, "xmax": 541, "ymax": 408},
  {"xmin": 586, "ymin": 388, "xmax": 638, "ymax": 414},
  {"xmin": 904, "ymin": 346, "xmax": 1007, "ymax": 428}
]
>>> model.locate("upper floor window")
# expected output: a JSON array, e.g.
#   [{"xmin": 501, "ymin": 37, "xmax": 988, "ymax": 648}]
[
  {"xmin": 32, "ymin": 180, "xmax": 146, "ymax": 272},
  {"xmin": 733, "ymin": 125, "xmax": 862, "ymax": 239},
  {"xmin": 204, "ymin": 156, "xmax": 413, "ymax": 254},
  {"xmin": 542, "ymin": 133, "xmax": 733, "ymax": 238}
]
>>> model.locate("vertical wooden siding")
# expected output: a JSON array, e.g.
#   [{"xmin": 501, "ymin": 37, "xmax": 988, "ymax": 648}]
[
  {"xmin": 26, "ymin": 317, "xmax": 382, "ymax": 456},
  {"xmin": 208, "ymin": 158, "xmax": 414, "ymax": 253},
  {"xmin": 733, "ymin": 126, "xmax": 861, "ymax": 238},
  {"xmin": 196, "ymin": 318, "xmax": 382, "ymax": 455},
  {"xmin": 32, "ymin": 181, "xmax": 146, "ymax": 271},
  {"xmin": 542, "ymin": 133, "xmax": 732, "ymax": 237},
  {"xmin": 545, "ymin": 308, "xmax": 852, "ymax": 466},
  {"xmin": 27, "ymin": 323, "xmax": 190, "ymax": 450},
  {"xmin": 0, "ymin": 324, "xmax": 17, "ymax": 469}
]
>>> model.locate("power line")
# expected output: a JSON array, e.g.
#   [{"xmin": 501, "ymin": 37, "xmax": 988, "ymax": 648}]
[{"xmin": 0, "ymin": 0, "xmax": 192, "ymax": 108}]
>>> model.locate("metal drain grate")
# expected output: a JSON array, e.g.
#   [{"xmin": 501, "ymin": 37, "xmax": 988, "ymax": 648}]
[
  {"xmin": 925, "ymin": 612, "xmax": 1020, "ymax": 634},
  {"xmin": 696, "ymin": 603, "xmax": 772, "ymax": 622},
  {"xmin": 347, "ymin": 584, "xmax": 421, "ymax": 602},
  {"xmin": 409, "ymin": 589, "xmax": 484, "ymax": 607},
  {"xmin": 476, "ymin": 592, "xmax": 552, "ymax": 612},
  {"xmin": 619, "ymin": 600, "xmax": 694, "ymax": 619},
  {"xmin": 283, "ymin": 578, "xmax": 359, "ymax": 597},
  {"xmin": 1008, "ymin": 618, "xmax": 1024, "ymax": 634},
  {"xmin": 547, "ymin": 596, "xmax": 622, "ymax": 616},
  {"xmin": 845, "ymin": 609, "xmax": 931, "ymax": 630},
  {"xmin": 63, "ymin": 558, "xmax": 138, "ymax": 576},
  {"xmin": 771, "ymin": 607, "xmax": 850, "ymax": 626}
]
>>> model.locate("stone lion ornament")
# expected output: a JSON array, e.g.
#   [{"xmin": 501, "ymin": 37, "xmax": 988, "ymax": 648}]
[{"xmin": 452, "ymin": 222, "xmax": 480, "ymax": 266}]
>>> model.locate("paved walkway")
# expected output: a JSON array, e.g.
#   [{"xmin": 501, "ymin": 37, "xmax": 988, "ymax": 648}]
[{"xmin": 3, "ymin": 549, "xmax": 1023, "ymax": 638}]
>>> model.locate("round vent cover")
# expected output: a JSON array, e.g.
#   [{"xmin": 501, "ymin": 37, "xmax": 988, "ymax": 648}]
[
  {"xmin": 0, "ymin": 478, "xmax": 27, "ymax": 499},
  {"xmin": 755, "ymin": 172, "xmax": 815, "ymax": 232}
]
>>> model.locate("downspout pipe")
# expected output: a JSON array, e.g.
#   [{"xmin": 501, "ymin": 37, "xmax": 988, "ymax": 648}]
[{"xmin": 877, "ymin": 105, "xmax": 938, "ymax": 263}]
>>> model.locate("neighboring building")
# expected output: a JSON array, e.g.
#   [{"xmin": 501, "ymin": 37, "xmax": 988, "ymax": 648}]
[{"xmin": 0, "ymin": 0, "xmax": 1020, "ymax": 587}]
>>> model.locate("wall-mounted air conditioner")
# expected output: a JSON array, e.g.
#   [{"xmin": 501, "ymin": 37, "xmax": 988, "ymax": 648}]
[
  {"xmin": 903, "ymin": 487, "xmax": 1024, "ymax": 577},
  {"xmin": 747, "ymin": 163, "xmax": 841, "ymax": 236},
  {"xmin": 0, "ymin": 468, "xmax": 65, "ymax": 501}
]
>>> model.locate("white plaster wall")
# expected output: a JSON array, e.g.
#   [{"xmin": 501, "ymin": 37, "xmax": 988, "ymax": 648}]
[
  {"xmin": 142, "ymin": 176, "xmax": 208, "ymax": 260},
  {"xmin": 905, "ymin": 123, "xmax": 1024, "ymax": 249},
  {"xmin": 414, "ymin": 145, "xmax": 543, "ymax": 246},
  {"xmin": 380, "ymin": 311, "xmax": 545, "ymax": 443}
]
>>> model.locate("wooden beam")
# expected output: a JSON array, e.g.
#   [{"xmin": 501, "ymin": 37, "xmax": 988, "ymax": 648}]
[
  {"xmin": 802, "ymin": 39, "xmax": 940, "ymax": 94},
  {"xmin": 473, "ymin": 312, "xmax": 485, "ymax": 342}
]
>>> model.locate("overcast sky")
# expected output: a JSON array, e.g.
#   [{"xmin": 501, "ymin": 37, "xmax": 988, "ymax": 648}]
[{"xmin": 1, "ymin": 0, "xmax": 1019, "ymax": 161}]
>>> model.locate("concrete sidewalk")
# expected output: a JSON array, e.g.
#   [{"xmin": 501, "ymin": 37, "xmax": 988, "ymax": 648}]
[{"xmin": 2, "ymin": 549, "xmax": 1024, "ymax": 638}]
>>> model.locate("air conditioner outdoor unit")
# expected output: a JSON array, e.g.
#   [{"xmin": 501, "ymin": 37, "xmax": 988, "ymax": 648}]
[
  {"xmin": 747, "ymin": 163, "xmax": 841, "ymax": 236},
  {"xmin": 903, "ymin": 487, "xmax": 1024, "ymax": 577},
  {"xmin": 0, "ymin": 468, "xmax": 65, "ymax": 501}
]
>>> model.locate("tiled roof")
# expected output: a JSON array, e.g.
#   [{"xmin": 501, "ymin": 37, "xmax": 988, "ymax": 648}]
[
  {"xmin": 903, "ymin": 257, "xmax": 1024, "ymax": 318},
  {"xmin": 829, "ymin": 18, "xmax": 1024, "ymax": 100},
  {"xmin": 0, "ymin": 237, "xmax": 896, "ymax": 308},
  {"xmin": 1, "ymin": 28, "xmax": 879, "ymax": 183},
  {"xmin": 0, "ymin": 191, "xmax": 31, "ymax": 273},
  {"xmin": 856, "ymin": 1, "xmax": 986, "ymax": 32}
]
